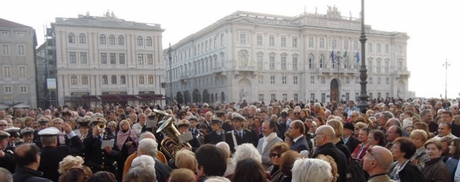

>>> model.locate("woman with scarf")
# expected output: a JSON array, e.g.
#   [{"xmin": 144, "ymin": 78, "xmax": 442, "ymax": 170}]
[
  {"xmin": 116, "ymin": 119, "xmax": 138, "ymax": 181},
  {"xmin": 267, "ymin": 142, "xmax": 290, "ymax": 182},
  {"xmin": 388, "ymin": 137, "xmax": 425, "ymax": 182}
]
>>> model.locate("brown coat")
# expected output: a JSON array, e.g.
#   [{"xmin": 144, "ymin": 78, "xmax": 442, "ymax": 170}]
[{"xmin": 421, "ymin": 157, "xmax": 452, "ymax": 182}]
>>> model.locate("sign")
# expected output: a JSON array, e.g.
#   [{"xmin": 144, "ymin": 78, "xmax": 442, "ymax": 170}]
[
  {"xmin": 47, "ymin": 78, "xmax": 57, "ymax": 90},
  {"xmin": 139, "ymin": 91, "xmax": 155, "ymax": 95}
]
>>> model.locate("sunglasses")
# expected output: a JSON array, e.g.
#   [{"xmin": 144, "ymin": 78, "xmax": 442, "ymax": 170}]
[
  {"xmin": 0, "ymin": 124, "xmax": 6, "ymax": 127},
  {"xmin": 270, "ymin": 153, "xmax": 281, "ymax": 158}
]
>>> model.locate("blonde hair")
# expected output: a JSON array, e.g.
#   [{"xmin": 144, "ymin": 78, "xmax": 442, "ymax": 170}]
[
  {"xmin": 58, "ymin": 155, "xmax": 84, "ymax": 174},
  {"xmin": 119, "ymin": 119, "xmax": 131, "ymax": 129},
  {"xmin": 409, "ymin": 129, "xmax": 428, "ymax": 143},
  {"xmin": 175, "ymin": 149, "xmax": 197, "ymax": 172}
]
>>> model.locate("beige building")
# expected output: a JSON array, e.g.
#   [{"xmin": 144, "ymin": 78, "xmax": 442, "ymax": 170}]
[
  {"xmin": 0, "ymin": 18, "xmax": 37, "ymax": 108},
  {"xmin": 53, "ymin": 12, "xmax": 165, "ymax": 107},
  {"xmin": 167, "ymin": 8, "xmax": 410, "ymax": 105}
]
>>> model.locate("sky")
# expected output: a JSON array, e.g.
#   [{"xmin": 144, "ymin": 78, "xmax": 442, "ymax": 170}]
[{"xmin": 2, "ymin": 0, "xmax": 459, "ymax": 99}]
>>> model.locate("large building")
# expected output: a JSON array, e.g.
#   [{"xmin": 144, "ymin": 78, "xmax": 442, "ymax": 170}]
[
  {"xmin": 0, "ymin": 18, "xmax": 37, "ymax": 108},
  {"xmin": 53, "ymin": 12, "xmax": 166, "ymax": 107},
  {"xmin": 167, "ymin": 8, "xmax": 410, "ymax": 105},
  {"xmin": 36, "ymin": 38, "xmax": 57, "ymax": 109}
]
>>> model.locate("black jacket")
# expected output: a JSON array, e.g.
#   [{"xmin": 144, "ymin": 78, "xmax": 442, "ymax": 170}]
[
  {"xmin": 204, "ymin": 130, "xmax": 225, "ymax": 145},
  {"xmin": 83, "ymin": 133, "xmax": 120, "ymax": 173},
  {"xmin": 0, "ymin": 149, "xmax": 15, "ymax": 173},
  {"xmin": 313, "ymin": 142, "xmax": 347, "ymax": 182},
  {"xmin": 290, "ymin": 136, "xmax": 310, "ymax": 153},
  {"xmin": 225, "ymin": 129, "xmax": 257, "ymax": 152},
  {"xmin": 389, "ymin": 161, "xmax": 426, "ymax": 182},
  {"xmin": 155, "ymin": 159, "xmax": 173, "ymax": 182},
  {"xmin": 344, "ymin": 136, "xmax": 360, "ymax": 153},
  {"xmin": 12, "ymin": 166, "xmax": 52, "ymax": 182}
]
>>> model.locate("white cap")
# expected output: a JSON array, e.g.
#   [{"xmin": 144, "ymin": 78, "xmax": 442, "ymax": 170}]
[
  {"xmin": 38, "ymin": 127, "xmax": 60, "ymax": 136},
  {"xmin": 4, "ymin": 127, "xmax": 20, "ymax": 133}
]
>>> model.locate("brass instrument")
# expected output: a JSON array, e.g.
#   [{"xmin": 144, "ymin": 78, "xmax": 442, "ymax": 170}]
[
  {"xmin": 97, "ymin": 122, "xmax": 106, "ymax": 129},
  {"xmin": 156, "ymin": 117, "xmax": 191, "ymax": 159}
]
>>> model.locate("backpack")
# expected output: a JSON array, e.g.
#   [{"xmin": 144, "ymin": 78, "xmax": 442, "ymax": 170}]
[{"xmin": 345, "ymin": 159, "xmax": 366, "ymax": 182}]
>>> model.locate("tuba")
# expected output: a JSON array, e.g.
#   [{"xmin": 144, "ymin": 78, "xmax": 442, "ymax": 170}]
[{"xmin": 156, "ymin": 117, "xmax": 191, "ymax": 159}]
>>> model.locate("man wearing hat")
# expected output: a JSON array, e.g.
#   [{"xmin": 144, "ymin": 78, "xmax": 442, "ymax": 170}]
[
  {"xmin": 176, "ymin": 119, "xmax": 201, "ymax": 151},
  {"xmin": 0, "ymin": 131, "xmax": 15, "ymax": 173},
  {"xmin": 20, "ymin": 127, "xmax": 34, "ymax": 144},
  {"xmin": 4, "ymin": 127, "xmax": 21, "ymax": 148},
  {"xmin": 38, "ymin": 124, "xmax": 84, "ymax": 182},
  {"xmin": 33, "ymin": 117, "xmax": 49, "ymax": 148},
  {"xmin": 216, "ymin": 110, "xmax": 232, "ymax": 132},
  {"xmin": 77, "ymin": 116, "xmax": 91, "ymax": 141},
  {"xmin": 225, "ymin": 113, "xmax": 257, "ymax": 152},
  {"xmin": 204, "ymin": 117, "xmax": 226, "ymax": 145},
  {"xmin": 342, "ymin": 123, "xmax": 360, "ymax": 152},
  {"xmin": 188, "ymin": 116, "xmax": 200, "ymax": 136}
]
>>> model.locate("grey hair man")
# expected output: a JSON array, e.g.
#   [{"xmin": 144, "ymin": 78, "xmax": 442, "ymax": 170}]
[{"xmin": 136, "ymin": 138, "xmax": 172, "ymax": 182}]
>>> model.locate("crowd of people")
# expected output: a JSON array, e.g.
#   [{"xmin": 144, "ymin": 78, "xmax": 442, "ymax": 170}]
[{"xmin": 0, "ymin": 97, "xmax": 459, "ymax": 182}]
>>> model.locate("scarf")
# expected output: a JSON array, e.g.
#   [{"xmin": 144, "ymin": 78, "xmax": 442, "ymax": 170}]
[
  {"xmin": 263, "ymin": 132, "xmax": 278, "ymax": 152},
  {"xmin": 116, "ymin": 129, "xmax": 138, "ymax": 150}
]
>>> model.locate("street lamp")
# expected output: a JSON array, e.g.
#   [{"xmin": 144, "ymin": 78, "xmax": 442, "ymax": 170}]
[
  {"xmin": 168, "ymin": 43, "xmax": 173, "ymax": 106},
  {"xmin": 358, "ymin": 0, "xmax": 369, "ymax": 112},
  {"xmin": 443, "ymin": 59, "xmax": 450, "ymax": 100}
]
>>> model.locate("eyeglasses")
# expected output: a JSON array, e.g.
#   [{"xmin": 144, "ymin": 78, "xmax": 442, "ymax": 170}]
[
  {"xmin": 270, "ymin": 153, "xmax": 281, "ymax": 158},
  {"xmin": 0, "ymin": 124, "xmax": 6, "ymax": 127},
  {"xmin": 367, "ymin": 146, "xmax": 377, "ymax": 159}
]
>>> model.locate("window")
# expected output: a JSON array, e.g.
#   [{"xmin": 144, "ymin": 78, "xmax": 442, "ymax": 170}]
[
  {"xmin": 100, "ymin": 34, "xmax": 106, "ymax": 44},
  {"xmin": 148, "ymin": 75, "xmax": 154, "ymax": 84},
  {"xmin": 71, "ymin": 75, "xmax": 77, "ymax": 85},
  {"xmin": 139, "ymin": 75, "xmax": 144, "ymax": 84},
  {"xmin": 353, "ymin": 41, "xmax": 358, "ymax": 50},
  {"xmin": 386, "ymin": 77, "xmax": 390, "ymax": 85},
  {"xmin": 2, "ymin": 45, "xmax": 9, "ymax": 55},
  {"xmin": 146, "ymin": 37, "xmax": 152, "ymax": 46},
  {"xmin": 269, "ymin": 56, "xmax": 275, "ymax": 70},
  {"xmin": 319, "ymin": 38, "xmax": 325, "ymax": 48},
  {"xmin": 138, "ymin": 54, "xmax": 144, "ymax": 65},
  {"xmin": 321, "ymin": 76, "xmax": 325, "ymax": 84},
  {"xmin": 68, "ymin": 33, "xmax": 75, "ymax": 43},
  {"xmin": 294, "ymin": 76, "xmax": 298, "ymax": 85},
  {"xmin": 377, "ymin": 43, "xmax": 381, "ymax": 53},
  {"xmin": 109, "ymin": 35, "xmax": 115, "ymax": 45},
  {"xmin": 377, "ymin": 77, "xmax": 381, "ymax": 85},
  {"xmin": 18, "ymin": 45, "xmax": 25, "ymax": 55},
  {"xmin": 310, "ymin": 76, "xmax": 315, "ymax": 84},
  {"xmin": 355, "ymin": 76, "xmax": 359, "ymax": 84},
  {"xmin": 137, "ymin": 36, "xmax": 143, "ymax": 46},
  {"xmin": 80, "ymin": 52, "xmax": 87, "ymax": 64},
  {"xmin": 271, "ymin": 94, "xmax": 276, "ymax": 101},
  {"xmin": 377, "ymin": 92, "xmax": 381, "ymax": 99},
  {"xmin": 101, "ymin": 53, "xmax": 107, "ymax": 64},
  {"xmin": 369, "ymin": 93, "xmax": 373, "ymax": 99},
  {"xmin": 282, "ymin": 76, "xmax": 287, "ymax": 85},
  {"xmin": 281, "ymin": 56, "xmax": 286, "ymax": 70},
  {"xmin": 308, "ymin": 54, "xmax": 314, "ymax": 69},
  {"xmin": 147, "ymin": 54, "xmax": 153, "ymax": 65},
  {"xmin": 258, "ymin": 75, "xmax": 263, "ymax": 84},
  {"xmin": 118, "ymin": 35, "xmax": 124, "ymax": 45},
  {"xmin": 310, "ymin": 93, "xmax": 315, "ymax": 101},
  {"xmin": 345, "ymin": 93, "xmax": 350, "ymax": 102},
  {"xmin": 110, "ymin": 53, "xmax": 116, "ymax": 64},
  {"xmin": 269, "ymin": 35, "xmax": 275, "ymax": 46},
  {"xmin": 398, "ymin": 59, "xmax": 403, "ymax": 71},
  {"xmin": 69, "ymin": 52, "xmax": 76, "ymax": 63},
  {"xmin": 385, "ymin": 44, "xmax": 389, "ymax": 53},
  {"xmin": 308, "ymin": 37, "xmax": 314, "ymax": 47},
  {"xmin": 5, "ymin": 86, "xmax": 12, "ymax": 93},
  {"xmin": 283, "ymin": 94, "xmax": 288, "ymax": 101},
  {"xmin": 386, "ymin": 92, "xmax": 390, "ymax": 98},
  {"xmin": 102, "ymin": 75, "xmax": 108, "ymax": 84},
  {"xmin": 19, "ymin": 66, "xmax": 26, "ymax": 77},
  {"xmin": 82, "ymin": 75, "xmax": 88, "ymax": 84},
  {"xmin": 240, "ymin": 33, "xmax": 246, "ymax": 44},
  {"xmin": 319, "ymin": 54, "xmax": 325, "ymax": 68},
  {"xmin": 292, "ymin": 37, "xmax": 298, "ymax": 47},
  {"xmin": 257, "ymin": 55, "xmax": 263, "ymax": 70},
  {"xmin": 376, "ymin": 60, "xmax": 381, "ymax": 73},
  {"xmin": 368, "ymin": 43, "xmax": 373, "ymax": 52},
  {"xmin": 368, "ymin": 60, "xmax": 373, "ymax": 73},
  {"xmin": 292, "ymin": 57, "xmax": 298, "ymax": 70},
  {"xmin": 221, "ymin": 33, "xmax": 225, "ymax": 46},
  {"xmin": 18, "ymin": 86, "xmax": 26, "ymax": 93},
  {"xmin": 294, "ymin": 93, "xmax": 299, "ymax": 102},
  {"xmin": 79, "ymin": 33, "xmax": 86, "ymax": 44},
  {"xmin": 270, "ymin": 76, "xmax": 275, "ymax": 84},
  {"xmin": 369, "ymin": 77, "xmax": 373, "ymax": 85},
  {"xmin": 259, "ymin": 94, "xmax": 264, "ymax": 102},
  {"xmin": 119, "ymin": 53, "xmax": 125, "ymax": 64},
  {"xmin": 321, "ymin": 93, "xmax": 326, "ymax": 103},
  {"xmin": 111, "ymin": 75, "xmax": 117, "ymax": 84},
  {"xmin": 355, "ymin": 92, "xmax": 359, "ymax": 100},
  {"xmin": 257, "ymin": 35, "xmax": 262, "ymax": 45},
  {"xmin": 332, "ymin": 39, "xmax": 337, "ymax": 49},
  {"xmin": 345, "ymin": 77, "xmax": 350, "ymax": 84},
  {"xmin": 3, "ymin": 66, "xmax": 11, "ymax": 77},
  {"xmin": 281, "ymin": 36, "xmax": 286, "ymax": 47},
  {"xmin": 1, "ymin": 32, "xmax": 8, "ymax": 37},
  {"xmin": 120, "ymin": 75, "xmax": 126, "ymax": 84},
  {"xmin": 344, "ymin": 40, "xmax": 349, "ymax": 50}
]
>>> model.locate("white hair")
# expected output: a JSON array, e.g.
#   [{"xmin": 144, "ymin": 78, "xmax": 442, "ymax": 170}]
[
  {"xmin": 132, "ymin": 155, "xmax": 156, "ymax": 167},
  {"xmin": 232, "ymin": 143, "xmax": 261, "ymax": 164},
  {"xmin": 128, "ymin": 156, "xmax": 156, "ymax": 182},
  {"xmin": 138, "ymin": 138, "xmax": 158, "ymax": 157},
  {"xmin": 292, "ymin": 158, "xmax": 332, "ymax": 182},
  {"xmin": 216, "ymin": 142, "xmax": 231, "ymax": 159}
]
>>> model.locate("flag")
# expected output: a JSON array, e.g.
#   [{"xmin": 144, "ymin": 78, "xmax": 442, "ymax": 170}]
[
  {"xmin": 343, "ymin": 50, "xmax": 348, "ymax": 59},
  {"xmin": 355, "ymin": 51, "xmax": 360, "ymax": 63},
  {"xmin": 330, "ymin": 50, "xmax": 335, "ymax": 63}
]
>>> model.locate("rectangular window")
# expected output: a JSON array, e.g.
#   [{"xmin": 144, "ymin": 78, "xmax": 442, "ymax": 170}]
[
  {"xmin": 355, "ymin": 76, "xmax": 359, "ymax": 84},
  {"xmin": 378, "ymin": 92, "xmax": 382, "ymax": 99},
  {"xmin": 138, "ymin": 54, "xmax": 144, "ymax": 65},
  {"xmin": 386, "ymin": 92, "xmax": 390, "ymax": 98},
  {"xmin": 369, "ymin": 77, "xmax": 373, "ymax": 85},
  {"xmin": 385, "ymin": 61, "xmax": 389, "ymax": 73},
  {"xmin": 292, "ymin": 37, "xmax": 298, "ymax": 47},
  {"xmin": 257, "ymin": 35, "xmax": 263, "ymax": 45},
  {"xmin": 355, "ymin": 92, "xmax": 359, "ymax": 100},
  {"xmin": 377, "ymin": 77, "xmax": 381, "ymax": 85},
  {"xmin": 5, "ymin": 86, "xmax": 12, "ymax": 93},
  {"xmin": 345, "ymin": 77, "xmax": 350, "ymax": 84},
  {"xmin": 332, "ymin": 40, "xmax": 337, "ymax": 49},
  {"xmin": 110, "ymin": 53, "xmax": 116, "ymax": 64},
  {"xmin": 240, "ymin": 33, "xmax": 246, "ymax": 44},
  {"xmin": 369, "ymin": 93, "xmax": 373, "ymax": 99},
  {"xmin": 308, "ymin": 37, "xmax": 314, "ymax": 47},
  {"xmin": 80, "ymin": 52, "xmax": 87, "ymax": 64},
  {"xmin": 19, "ymin": 66, "xmax": 26, "ymax": 77},
  {"xmin": 310, "ymin": 76, "xmax": 315, "ymax": 84},
  {"xmin": 293, "ymin": 76, "xmax": 298, "ymax": 85},
  {"xmin": 294, "ymin": 93, "xmax": 299, "ymax": 102},
  {"xmin": 282, "ymin": 76, "xmax": 287, "ymax": 85},
  {"xmin": 271, "ymin": 94, "xmax": 276, "ymax": 101},
  {"xmin": 368, "ymin": 43, "xmax": 373, "ymax": 52},
  {"xmin": 282, "ymin": 94, "xmax": 288, "ymax": 101},
  {"xmin": 310, "ymin": 93, "xmax": 315, "ymax": 101},
  {"xmin": 3, "ymin": 66, "xmax": 10, "ymax": 77},
  {"xmin": 2, "ymin": 45, "xmax": 10, "ymax": 55},
  {"xmin": 259, "ymin": 94, "xmax": 264, "ymax": 102},
  {"xmin": 385, "ymin": 44, "xmax": 389, "ymax": 53},
  {"xmin": 119, "ymin": 53, "xmax": 125, "ymax": 64},
  {"xmin": 101, "ymin": 53, "xmax": 107, "ymax": 64},
  {"xmin": 386, "ymin": 77, "xmax": 389, "ymax": 85},
  {"xmin": 281, "ymin": 36, "xmax": 286, "ymax": 47},
  {"xmin": 270, "ymin": 76, "xmax": 275, "ymax": 84},
  {"xmin": 346, "ymin": 93, "xmax": 350, "ymax": 102},
  {"xmin": 147, "ymin": 54, "xmax": 153, "ymax": 65},
  {"xmin": 281, "ymin": 57, "xmax": 286, "ymax": 70},
  {"xmin": 257, "ymin": 56, "xmax": 263, "ymax": 70},
  {"xmin": 377, "ymin": 44, "xmax": 381, "ymax": 53},
  {"xmin": 292, "ymin": 57, "xmax": 298, "ymax": 70},
  {"xmin": 321, "ymin": 76, "xmax": 325, "ymax": 84},
  {"xmin": 69, "ymin": 52, "xmax": 76, "ymax": 63},
  {"xmin": 344, "ymin": 40, "xmax": 349, "ymax": 50},
  {"xmin": 321, "ymin": 93, "xmax": 326, "ymax": 103},
  {"xmin": 353, "ymin": 41, "xmax": 358, "ymax": 50},
  {"xmin": 269, "ymin": 36, "xmax": 275, "ymax": 46},
  {"xmin": 269, "ymin": 56, "xmax": 275, "ymax": 70},
  {"xmin": 18, "ymin": 45, "xmax": 25, "ymax": 55},
  {"xmin": 258, "ymin": 75, "xmax": 263, "ymax": 84},
  {"xmin": 20, "ymin": 86, "xmax": 27, "ymax": 93},
  {"xmin": 319, "ymin": 38, "xmax": 325, "ymax": 48}
]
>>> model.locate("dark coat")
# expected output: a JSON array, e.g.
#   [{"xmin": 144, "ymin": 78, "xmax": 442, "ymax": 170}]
[
  {"xmin": 312, "ymin": 142, "xmax": 347, "ymax": 182},
  {"xmin": 344, "ymin": 136, "xmax": 360, "ymax": 153},
  {"xmin": 204, "ymin": 130, "xmax": 225, "ymax": 145},
  {"xmin": 155, "ymin": 159, "xmax": 173, "ymax": 182},
  {"xmin": 83, "ymin": 133, "xmax": 120, "ymax": 174},
  {"xmin": 12, "ymin": 166, "xmax": 52, "ymax": 182},
  {"xmin": 0, "ymin": 149, "xmax": 15, "ymax": 173},
  {"xmin": 452, "ymin": 123, "xmax": 460, "ymax": 137},
  {"xmin": 290, "ymin": 136, "xmax": 310, "ymax": 153},
  {"xmin": 225, "ymin": 129, "xmax": 257, "ymax": 152},
  {"xmin": 389, "ymin": 161, "xmax": 426, "ymax": 182},
  {"xmin": 421, "ymin": 157, "xmax": 452, "ymax": 182}
]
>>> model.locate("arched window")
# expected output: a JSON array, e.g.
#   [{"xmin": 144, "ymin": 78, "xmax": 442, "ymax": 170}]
[
  {"xmin": 308, "ymin": 54, "xmax": 315, "ymax": 69},
  {"xmin": 71, "ymin": 75, "xmax": 77, "ymax": 85},
  {"xmin": 79, "ymin": 33, "xmax": 86, "ymax": 44},
  {"xmin": 82, "ymin": 75, "xmax": 88, "ymax": 84},
  {"xmin": 111, "ymin": 75, "xmax": 117, "ymax": 84},
  {"xmin": 319, "ymin": 54, "xmax": 325, "ymax": 68},
  {"xmin": 137, "ymin": 36, "xmax": 143, "ymax": 46},
  {"xmin": 118, "ymin": 35, "xmax": 124, "ymax": 45},
  {"xmin": 120, "ymin": 75, "xmax": 126, "ymax": 84},
  {"xmin": 102, "ymin": 75, "xmax": 108, "ymax": 84},
  {"xmin": 68, "ymin": 33, "xmax": 75, "ymax": 43},
  {"xmin": 146, "ymin": 37, "xmax": 152, "ymax": 46},
  {"xmin": 148, "ymin": 75, "xmax": 154, "ymax": 84},
  {"xmin": 100, "ymin": 34, "xmax": 106, "ymax": 44},
  {"xmin": 139, "ymin": 75, "xmax": 144, "ymax": 84},
  {"xmin": 109, "ymin": 35, "xmax": 115, "ymax": 45}
]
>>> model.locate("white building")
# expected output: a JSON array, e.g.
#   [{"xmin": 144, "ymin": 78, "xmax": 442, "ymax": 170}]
[
  {"xmin": 53, "ymin": 12, "xmax": 165, "ymax": 107},
  {"xmin": 167, "ymin": 8, "xmax": 410, "ymax": 105},
  {"xmin": 0, "ymin": 18, "xmax": 37, "ymax": 108}
]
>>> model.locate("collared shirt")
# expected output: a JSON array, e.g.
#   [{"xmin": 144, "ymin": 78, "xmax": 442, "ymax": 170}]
[
  {"xmin": 293, "ymin": 134, "xmax": 304, "ymax": 143},
  {"xmin": 342, "ymin": 136, "xmax": 350, "ymax": 144}
]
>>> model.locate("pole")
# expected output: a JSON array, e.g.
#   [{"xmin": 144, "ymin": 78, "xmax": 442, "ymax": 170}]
[
  {"xmin": 443, "ymin": 59, "xmax": 450, "ymax": 100},
  {"xmin": 358, "ymin": 0, "xmax": 369, "ymax": 112},
  {"xmin": 168, "ymin": 43, "xmax": 173, "ymax": 106}
]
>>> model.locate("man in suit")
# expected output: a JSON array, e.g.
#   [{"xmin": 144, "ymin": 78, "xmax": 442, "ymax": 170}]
[
  {"xmin": 257, "ymin": 120, "xmax": 282, "ymax": 169},
  {"xmin": 0, "ymin": 131, "xmax": 15, "ymax": 173},
  {"xmin": 313, "ymin": 125, "xmax": 347, "ymax": 182},
  {"xmin": 225, "ymin": 113, "xmax": 256, "ymax": 152},
  {"xmin": 442, "ymin": 111, "xmax": 460, "ymax": 137},
  {"xmin": 288, "ymin": 120, "xmax": 310, "ymax": 153},
  {"xmin": 342, "ymin": 123, "xmax": 360, "ymax": 153}
]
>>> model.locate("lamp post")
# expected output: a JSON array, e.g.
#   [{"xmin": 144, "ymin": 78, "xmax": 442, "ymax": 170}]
[
  {"xmin": 168, "ymin": 43, "xmax": 173, "ymax": 106},
  {"xmin": 358, "ymin": 0, "xmax": 369, "ymax": 112},
  {"xmin": 443, "ymin": 59, "xmax": 450, "ymax": 100}
]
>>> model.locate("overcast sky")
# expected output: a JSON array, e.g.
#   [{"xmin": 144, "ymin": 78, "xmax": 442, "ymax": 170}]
[{"xmin": 2, "ymin": 0, "xmax": 459, "ymax": 99}]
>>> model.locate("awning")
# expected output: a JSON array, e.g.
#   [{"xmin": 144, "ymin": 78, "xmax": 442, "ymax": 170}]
[
  {"xmin": 81, "ymin": 95, "xmax": 100, "ymax": 101},
  {"xmin": 12, "ymin": 103, "xmax": 30, "ymax": 108},
  {"xmin": 0, "ymin": 104, "xmax": 9, "ymax": 109}
]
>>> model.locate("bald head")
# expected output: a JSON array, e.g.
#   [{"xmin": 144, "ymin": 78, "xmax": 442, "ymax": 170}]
[
  {"xmin": 365, "ymin": 146, "xmax": 393, "ymax": 174},
  {"xmin": 315, "ymin": 125, "xmax": 335, "ymax": 147}
]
